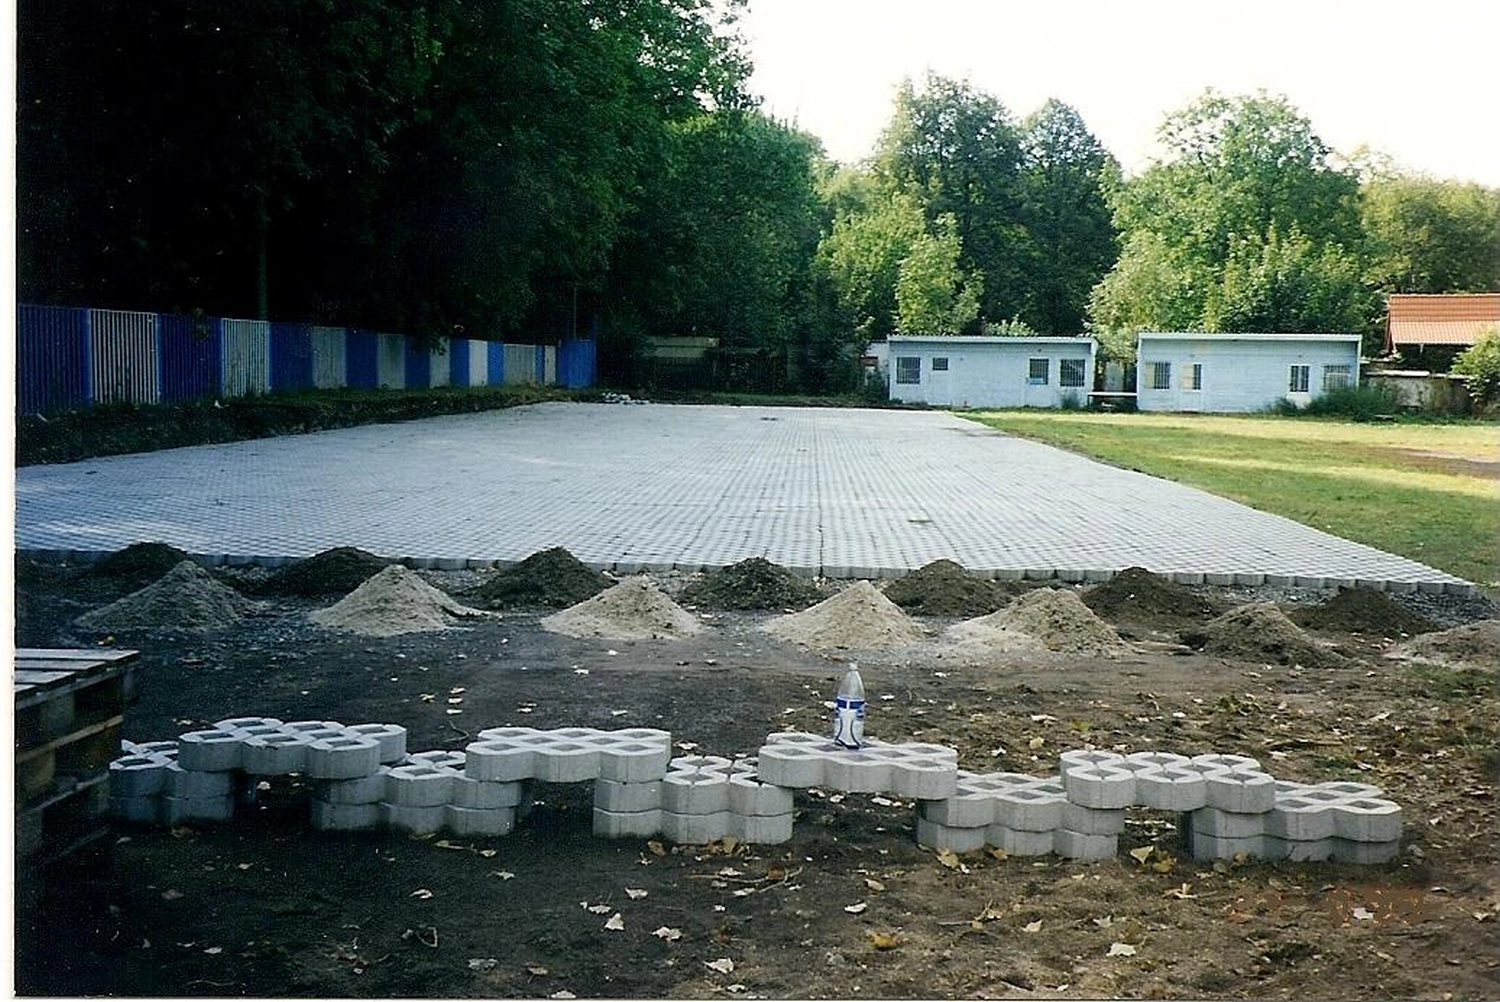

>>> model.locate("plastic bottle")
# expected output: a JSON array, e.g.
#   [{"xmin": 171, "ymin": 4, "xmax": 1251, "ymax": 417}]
[{"xmin": 831, "ymin": 663, "xmax": 866, "ymax": 749}]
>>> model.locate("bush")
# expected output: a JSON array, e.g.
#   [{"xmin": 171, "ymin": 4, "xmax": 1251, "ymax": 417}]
[
  {"xmin": 1300, "ymin": 382, "xmax": 1402, "ymax": 421},
  {"xmin": 1452, "ymin": 327, "xmax": 1500, "ymax": 414}
]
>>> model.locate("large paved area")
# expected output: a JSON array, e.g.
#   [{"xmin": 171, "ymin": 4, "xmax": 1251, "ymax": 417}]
[{"xmin": 13, "ymin": 402, "xmax": 1471, "ymax": 591}]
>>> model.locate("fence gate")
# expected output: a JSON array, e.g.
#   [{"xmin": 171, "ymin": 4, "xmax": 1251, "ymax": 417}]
[{"xmin": 89, "ymin": 310, "xmax": 160, "ymax": 405}]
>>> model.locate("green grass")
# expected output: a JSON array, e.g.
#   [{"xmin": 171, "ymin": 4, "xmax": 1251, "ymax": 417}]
[{"xmin": 964, "ymin": 411, "xmax": 1500, "ymax": 588}]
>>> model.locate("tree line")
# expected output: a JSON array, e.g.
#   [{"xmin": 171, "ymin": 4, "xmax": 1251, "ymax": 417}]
[{"xmin": 18, "ymin": 2, "xmax": 1500, "ymax": 392}]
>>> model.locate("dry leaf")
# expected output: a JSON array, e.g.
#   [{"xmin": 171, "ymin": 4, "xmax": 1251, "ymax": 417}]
[
  {"xmin": 704, "ymin": 958, "xmax": 735, "ymax": 974},
  {"xmin": 550, "ymin": 992, "xmax": 576, "ymax": 1000},
  {"xmin": 1163, "ymin": 883, "xmax": 1196, "ymax": 900},
  {"xmin": 1108, "ymin": 942, "xmax": 1138, "ymax": 957},
  {"xmin": 1093, "ymin": 915, "xmax": 1114, "ymax": 929},
  {"xmin": 1027, "ymin": 736, "xmax": 1046, "ymax": 750},
  {"xmin": 161, "ymin": 889, "xmax": 184, "ymax": 901},
  {"xmin": 1022, "ymin": 920, "xmax": 1042, "ymax": 933},
  {"xmin": 1128, "ymin": 846, "xmax": 1153, "ymax": 864},
  {"xmin": 410, "ymin": 888, "xmax": 434, "ymax": 899},
  {"xmin": 987, "ymin": 848, "xmax": 1009, "ymax": 861},
  {"xmin": 1151, "ymin": 853, "xmax": 1177, "ymax": 874},
  {"xmin": 936, "ymin": 848, "xmax": 961, "ymax": 870},
  {"xmin": 587, "ymin": 904, "xmax": 613, "ymax": 915},
  {"xmin": 725, "ymin": 985, "xmax": 747, "ymax": 994},
  {"xmin": 604, "ymin": 913, "xmax": 625, "ymax": 931},
  {"xmin": 868, "ymin": 931, "xmax": 901, "ymax": 950},
  {"xmin": 525, "ymin": 964, "xmax": 548, "ymax": 976},
  {"xmin": 1352, "ymin": 906, "xmax": 1375, "ymax": 921},
  {"xmin": 490, "ymin": 870, "xmax": 515, "ymax": 880},
  {"xmin": 844, "ymin": 901, "xmax": 868, "ymax": 914},
  {"xmin": 865, "ymin": 878, "xmax": 886, "ymax": 892},
  {"xmin": 467, "ymin": 958, "xmax": 498, "ymax": 972},
  {"xmin": 653, "ymin": 926, "xmax": 682, "ymax": 942},
  {"xmin": 203, "ymin": 947, "xmax": 222, "ymax": 955},
  {"xmin": 647, "ymin": 840, "xmax": 667, "ymax": 857},
  {"xmin": 625, "ymin": 888, "xmax": 648, "ymax": 900}
]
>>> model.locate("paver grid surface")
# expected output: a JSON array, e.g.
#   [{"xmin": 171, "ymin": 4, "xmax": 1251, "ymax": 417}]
[{"xmin": 13, "ymin": 402, "xmax": 1471, "ymax": 592}]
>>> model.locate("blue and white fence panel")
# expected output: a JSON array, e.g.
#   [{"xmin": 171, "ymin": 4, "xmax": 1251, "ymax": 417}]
[{"xmin": 15, "ymin": 304, "xmax": 593, "ymax": 415}]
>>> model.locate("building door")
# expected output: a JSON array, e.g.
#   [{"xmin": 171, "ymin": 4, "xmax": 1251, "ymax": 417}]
[{"xmin": 927, "ymin": 355, "xmax": 952, "ymax": 406}]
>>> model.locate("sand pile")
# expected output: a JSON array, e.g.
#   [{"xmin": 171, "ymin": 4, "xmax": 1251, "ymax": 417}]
[
  {"xmin": 882, "ymin": 559, "xmax": 1013, "ymax": 618},
  {"xmin": 1082, "ymin": 566, "xmax": 1222, "ymax": 624},
  {"xmin": 1289, "ymin": 586, "xmax": 1439, "ymax": 638},
  {"xmin": 763, "ymin": 580, "xmax": 925, "ymax": 650},
  {"xmin": 471, "ymin": 547, "xmax": 611, "ymax": 610},
  {"xmin": 678, "ymin": 557, "xmax": 822, "ymax": 611},
  {"xmin": 1386, "ymin": 620, "xmax": 1500, "ymax": 671},
  {"xmin": 261, "ymin": 546, "xmax": 390, "ymax": 597},
  {"xmin": 76, "ymin": 560, "xmax": 256, "ymax": 632},
  {"xmin": 92, "ymin": 542, "xmax": 194, "ymax": 591},
  {"xmin": 950, "ymin": 588, "xmax": 1130, "ymax": 657},
  {"xmin": 541, "ymin": 577, "xmax": 702, "ymax": 640},
  {"xmin": 1183, "ymin": 602, "xmax": 1346, "ymax": 667},
  {"xmin": 310, "ymin": 565, "xmax": 491, "ymax": 637}
]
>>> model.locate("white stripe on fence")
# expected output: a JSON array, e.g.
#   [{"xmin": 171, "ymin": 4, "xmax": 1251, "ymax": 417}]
[
  {"xmin": 310, "ymin": 326, "xmax": 346, "ymax": 389},
  {"xmin": 89, "ymin": 309, "xmax": 160, "ymax": 405},
  {"xmin": 376, "ymin": 334, "xmax": 405, "ymax": 389},
  {"xmin": 220, "ymin": 320, "xmax": 271, "ymax": 396},
  {"xmin": 467, "ymin": 339, "xmax": 489, "ymax": 387},
  {"xmin": 429, "ymin": 344, "xmax": 450, "ymax": 387}
]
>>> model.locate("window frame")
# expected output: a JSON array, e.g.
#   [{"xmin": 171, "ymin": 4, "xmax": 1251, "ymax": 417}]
[
  {"xmin": 1027, "ymin": 357, "xmax": 1050, "ymax": 386},
  {"xmin": 1059, "ymin": 358, "xmax": 1087, "ymax": 389},
  {"xmin": 1288, "ymin": 364, "xmax": 1310, "ymax": 393},
  {"xmin": 1185, "ymin": 362, "xmax": 1203, "ymax": 391},
  {"xmin": 1148, "ymin": 361, "xmax": 1171, "ymax": 391},
  {"xmin": 895, "ymin": 356, "xmax": 922, "ymax": 385},
  {"xmin": 1322, "ymin": 364, "xmax": 1352, "ymax": 391},
  {"xmin": 931, "ymin": 356, "xmax": 949, "ymax": 372}
]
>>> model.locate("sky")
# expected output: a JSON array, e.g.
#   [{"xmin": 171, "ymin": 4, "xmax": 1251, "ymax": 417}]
[{"xmin": 739, "ymin": 0, "xmax": 1500, "ymax": 186}]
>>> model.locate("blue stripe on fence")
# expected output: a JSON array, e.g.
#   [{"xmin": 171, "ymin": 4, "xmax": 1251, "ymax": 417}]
[
  {"xmin": 270, "ymin": 322, "xmax": 314, "ymax": 392},
  {"xmin": 16, "ymin": 304, "xmax": 91, "ymax": 414},
  {"xmin": 535, "ymin": 344, "xmax": 546, "ymax": 383},
  {"xmin": 558, "ymin": 339, "xmax": 596, "ymax": 389},
  {"xmin": 159, "ymin": 314, "xmax": 221, "ymax": 403},
  {"xmin": 404, "ymin": 338, "xmax": 431, "ymax": 390},
  {"xmin": 449, "ymin": 338, "xmax": 469, "ymax": 387},
  {"xmin": 346, "ymin": 330, "xmax": 379, "ymax": 389},
  {"xmin": 488, "ymin": 341, "xmax": 505, "ymax": 386}
]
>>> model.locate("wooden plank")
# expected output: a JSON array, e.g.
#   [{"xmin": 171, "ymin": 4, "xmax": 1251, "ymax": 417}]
[
  {"xmin": 15, "ymin": 647, "xmax": 139, "ymax": 663},
  {"xmin": 15, "ymin": 715, "xmax": 125, "ymax": 766},
  {"xmin": 14, "ymin": 670, "xmax": 74, "ymax": 686},
  {"xmin": 14, "ymin": 654, "xmax": 137, "ymax": 712}
]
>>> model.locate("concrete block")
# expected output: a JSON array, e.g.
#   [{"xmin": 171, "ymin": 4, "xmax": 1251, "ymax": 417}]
[
  {"xmin": 1268, "ymin": 795, "xmax": 1337, "ymax": 841},
  {"xmin": 595, "ymin": 779, "xmax": 664, "ymax": 813},
  {"xmin": 176, "ymin": 729, "xmax": 245, "ymax": 772},
  {"xmin": 452, "ymin": 776, "xmax": 527, "ymax": 810},
  {"xmin": 1205, "ymin": 573, "xmax": 1235, "ymax": 586},
  {"xmin": 405, "ymin": 749, "xmax": 467, "ymax": 773},
  {"xmin": 755, "ymin": 742, "xmax": 825, "ymax": 789},
  {"xmin": 241, "ymin": 732, "xmax": 312, "ymax": 775},
  {"xmin": 1329, "ymin": 838, "xmax": 1400, "ymax": 865},
  {"xmin": 281, "ymin": 720, "xmax": 348, "ymax": 742},
  {"xmin": 1123, "ymin": 752, "xmax": 1208, "ymax": 811},
  {"xmin": 663, "ymin": 756, "xmax": 734, "ymax": 815},
  {"xmin": 756, "ymin": 733, "xmax": 958, "ymax": 799},
  {"xmin": 1052, "ymin": 829, "xmax": 1117, "ymax": 860},
  {"xmin": 995, "ymin": 782, "xmax": 1067, "ymax": 832},
  {"xmin": 109, "ymin": 755, "xmax": 170, "ymax": 797},
  {"xmin": 736, "ymin": 812, "xmax": 793, "ymax": 844},
  {"xmin": 661, "ymin": 809, "xmax": 733, "ymax": 845},
  {"xmin": 594, "ymin": 807, "xmax": 663, "ymax": 839},
  {"xmin": 110, "ymin": 794, "xmax": 162, "ymax": 824},
  {"xmin": 162, "ymin": 794, "xmax": 234, "ymax": 825},
  {"xmin": 1293, "ymin": 575, "xmax": 1326, "ymax": 589},
  {"xmin": 311, "ymin": 800, "xmax": 380, "ymax": 831},
  {"xmin": 1193, "ymin": 754, "xmax": 1274, "ymax": 813},
  {"xmin": 164, "ymin": 762, "xmax": 235, "ymax": 799},
  {"xmin": 822, "ymin": 754, "xmax": 890, "ymax": 794},
  {"xmin": 1331, "ymin": 798, "xmax": 1402, "ymax": 843},
  {"xmin": 305, "ymin": 735, "xmax": 383, "ymax": 780},
  {"xmin": 532, "ymin": 740, "xmax": 602, "ymax": 783},
  {"xmin": 1189, "ymin": 830, "xmax": 1263, "ymax": 860},
  {"xmin": 465, "ymin": 740, "xmax": 535, "ymax": 782},
  {"xmin": 727, "ymin": 758, "xmax": 794, "ymax": 817},
  {"xmin": 315, "ymin": 772, "xmax": 389, "ymax": 806},
  {"xmin": 1261, "ymin": 836, "xmax": 1332, "ymax": 862},
  {"xmin": 132, "ymin": 740, "xmax": 179, "ymax": 759},
  {"xmin": 919, "ymin": 771, "xmax": 999, "ymax": 828},
  {"xmin": 985, "ymin": 824, "xmax": 1056, "ymax": 856},
  {"xmin": 443, "ymin": 804, "xmax": 516, "ymax": 837},
  {"xmin": 343, "ymin": 723, "xmax": 408, "ymax": 763},
  {"xmin": 1061, "ymin": 803, "xmax": 1126, "ymax": 835},
  {"xmin": 1171, "ymin": 571, "xmax": 1206, "ymax": 586},
  {"xmin": 1190, "ymin": 807, "xmax": 1267, "ymax": 839},
  {"xmin": 385, "ymin": 764, "xmax": 455, "ymax": 807},
  {"xmin": 1062, "ymin": 762, "xmax": 1135, "ymax": 809},
  {"xmin": 214, "ymin": 716, "xmax": 284, "ymax": 732},
  {"xmin": 380, "ymin": 801, "xmax": 446, "ymax": 835},
  {"xmin": 596, "ymin": 730, "xmax": 673, "ymax": 783},
  {"xmin": 916, "ymin": 816, "xmax": 989, "ymax": 853}
]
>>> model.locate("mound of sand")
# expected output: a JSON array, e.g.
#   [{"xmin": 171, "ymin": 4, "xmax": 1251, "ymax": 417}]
[
  {"xmin": 951, "ymin": 588, "xmax": 1130, "ymax": 657},
  {"xmin": 1082, "ymin": 566, "xmax": 1223, "ymax": 624},
  {"xmin": 1183, "ymin": 602, "xmax": 1346, "ymax": 668},
  {"xmin": 882, "ymin": 559, "xmax": 1013, "ymax": 619},
  {"xmin": 92, "ymin": 542, "xmax": 195, "ymax": 590},
  {"xmin": 763, "ymin": 580, "xmax": 925, "ymax": 650},
  {"xmin": 310, "ymin": 565, "xmax": 491, "ymax": 637},
  {"xmin": 76, "ymin": 560, "xmax": 255, "ymax": 632},
  {"xmin": 1386, "ymin": 620, "xmax": 1500, "ymax": 671},
  {"xmin": 471, "ymin": 547, "xmax": 611, "ymax": 610},
  {"xmin": 678, "ymin": 557, "xmax": 823, "ymax": 611},
  {"xmin": 1289, "ymin": 586, "xmax": 1439, "ymax": 638},
  {"xmin": 261, "ymin": 546, "xmax": 390, "ymax": 597},
  {"xmin": 541, "ymin": 577, "xmax": 702, "ymax": 640}
]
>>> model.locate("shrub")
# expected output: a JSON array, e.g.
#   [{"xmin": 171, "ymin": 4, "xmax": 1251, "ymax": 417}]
[
  {"xmin": 1452, "ymin": 327, "xmax": 1500, "ymax": 414},
  {"xmin": 1300, "ymin": 382, "xmax": 1402, "ymax": 421}
]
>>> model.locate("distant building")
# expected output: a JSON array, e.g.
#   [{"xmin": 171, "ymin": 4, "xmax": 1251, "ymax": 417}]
[
  {"xmin": 1135, "ymin": 332, "xmax": 1362, "ymax": 413},
  {"xmin": 886, "ymin": 335, "xmax": 1097, "ymax": 409},
  {"xmin": 1385, "ymin": 293, "xmax": 1500, "ymax": 354}
]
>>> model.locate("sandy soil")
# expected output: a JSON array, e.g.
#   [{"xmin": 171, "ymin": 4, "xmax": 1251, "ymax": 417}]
[{"xmin": 13, "ymin": 558, "xmax": 1500, "ymax": 1000}]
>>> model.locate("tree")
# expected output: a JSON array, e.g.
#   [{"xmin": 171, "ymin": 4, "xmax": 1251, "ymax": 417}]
[
  {"xmin": 816, "ymin": 189, "xmax": 927, "ymax": 339},
  {"xmin": 1361, "ymin": 174, "xmax": 1500, "ymax": 293},
  {"xmin": 895, "ymin": 214, "xmax": 984, "ymax": 335},
  {"xmin": 1203, "ymin": 226, "xmax": 1375, "ymax": 333},
  {"xmin": 1017, "ymin": 99, "xmax": 1119, "ymax": 334},
  {"xmin": 1451, "ymin": 326, "xmax": 1500, "ymax": 413}
]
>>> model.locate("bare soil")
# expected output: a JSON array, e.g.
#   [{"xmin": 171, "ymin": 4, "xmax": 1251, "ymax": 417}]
[{"xmin": 13, "ymin": 554, "xmax": 1500, "ymax": 1000}]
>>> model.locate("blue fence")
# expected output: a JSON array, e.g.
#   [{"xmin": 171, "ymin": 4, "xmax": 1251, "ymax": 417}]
[{"xmin": 14, "ymin": 305, "xmax": 597, "ymax": 415}]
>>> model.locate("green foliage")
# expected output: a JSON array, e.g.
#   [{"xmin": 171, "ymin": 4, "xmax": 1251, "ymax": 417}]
[
  {"xmin": 818, "ymin": 190, "xmax": 927, "ymax": 339},
  {"xmin": 1361, "ymin": 174, "xmax": 1500, "ymax": 293},
  {"xmin": 1451, "ymin": 327, "xmax": 1500, "ymax": 412},
  {"xmin": 1298, "ymin": 383, "xmax": 1401, "ymax": 420},
  {"xmin": 895, "ymin": 214, "xmax": 984, "ymax": 334},
  {"xmin": 1204, "ymin": 226, "xmax": 1375, "ymax": 333}
]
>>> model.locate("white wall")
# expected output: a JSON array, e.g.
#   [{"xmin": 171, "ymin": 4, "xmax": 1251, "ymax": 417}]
[
  {"xmin": 1136, "ymin": 335, "xmax": 1362, "ymax": 413},
  {"xmin": 887, "ymin": 337, "xmax": 1096, "ymax": 408}
]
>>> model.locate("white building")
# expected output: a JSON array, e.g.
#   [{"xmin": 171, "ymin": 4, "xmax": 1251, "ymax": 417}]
[
  {"xmin": 1135, "ymin": 332, "xmax": 1363, "ymax": 413},
  {"xmin": 886, "ymin": 335, "xmax": 1097, "ymax": 408}
]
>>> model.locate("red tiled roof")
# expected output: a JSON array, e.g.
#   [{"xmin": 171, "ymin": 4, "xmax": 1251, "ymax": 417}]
[{"xmin": 1386, "ymin": 294, "xmax": 1500, "ymax": 348}]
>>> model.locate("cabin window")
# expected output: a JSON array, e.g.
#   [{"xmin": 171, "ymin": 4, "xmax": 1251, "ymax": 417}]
[
  {"xmin": 1148, "ymin": 361, "xmax": 1171, "ymax": 390},
  {"xmin": 1322, "ymin": 364, "xmax": 1352, "ymax": 390},
  {"xmin": 1028, "ymin": 358, "xmax": 1050, "ymax": 385},
  {"xmin": 1059, "ymin": 358, "xmax": 1087, "ymax": 388},
  {"xmin": 895, "ymin": 357, "xmax": 921, "ymax": 384},
  {"xmin": 931, "ymin": 357, "xmax": 949, "ymax": 372},
  {"xmin": 1186, "ymin": 363, "xmax": 1203, "ymax": 391},
  {"xmin": 1288, "ymin": 364, "xmax": 1310, "ymax": 393}
]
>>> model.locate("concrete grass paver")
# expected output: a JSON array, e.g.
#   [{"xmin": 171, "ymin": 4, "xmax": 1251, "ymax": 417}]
[{"xmin": 13, "ymin": 402, "xmax": 1472, "ymax": 592}]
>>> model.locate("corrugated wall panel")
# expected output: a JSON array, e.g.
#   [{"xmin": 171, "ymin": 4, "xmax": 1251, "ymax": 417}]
[
  {"xmin": 487, "ymin": 341, "xmax": 505, "ymax": 385},
  {"xmin": 376, "ymin": 333, "xmax": 406, "ymax": 388},
  {"xmin": 429, "ymin": 342, "xmax": 451, "ymax": 387},
  {"xmin": 159, "ymin": 314, "xmax": 220, "ymax": 403},
  {"xmin": 16, "ymin": 304, "xmax": 90, "ymax": 414},
  {"xmin": 557, "ymin": 339, "xmax": 597, "ymax": 389},
  {"xmin": 89, "ymin": 309, "xmax": 161, "ymax": 405},
  {"xmin": 310, "ymin": 327, "xmax": 347, "ymax": 389},
  {"xmin": 447, "ymin": 338, "xmax": 469, "ymax": 387},
  {"xmin": 404, "ymin": 338, "xmax": 431, "ymax": 389},
  {"xmin": 542, "ymin": 345, "xmax": 556, "ymax": 384},
  {"xmin": 270, "ymin": 322, "xmax": 315, "ymax": 392},
  {"xmin": 503, "ymin": 343, "xmax": 536, "ymax": 385},
  {"xmin": 346, "ymin": 330, "xmax": 379, "ymax": 389},
  {"xmin": 220, "ymin": 319, "xmax": 271, "ymax": 397},
  {"xmin": 469, "ymin": 340, "xmax": 490, "ymax": 386}
]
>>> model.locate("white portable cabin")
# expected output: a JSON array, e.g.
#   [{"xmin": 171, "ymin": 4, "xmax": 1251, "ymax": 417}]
[
  {"xmin": 1135, "ymin": 332, "xmax": 1363, "ymax": 413},
  {"xmin": 886, "ymin": 335, "xmax": 1097, "ymax": 409}
]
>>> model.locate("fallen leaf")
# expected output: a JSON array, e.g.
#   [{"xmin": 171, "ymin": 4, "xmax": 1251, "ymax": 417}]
[
  {"xmin": 410, "ymin": 888, "xmax": 433, "ymax": 899},
  {"xmin": 653, "ymin": 926, "xmax": 682, "ymax": 942},
  {"xmin": 1353, "ymin": 907, "xmax": 1375, "ymax": 921},
  {"xmin": 1163, "ymin": 883, "xmax": 1196, "ymax": 900},
  {"xmin": 868, "ymin": 931, "xmax": 901, "ymax": 950},
  {"xmin": 1022, "ymin": 920, "xmax": 1043, "ymax": 933},
  {"xmin": 203, "ymin": 947, "xmax": 222, "ymax": 955},
  {"xmin": 725, "ymin": 985, "xmax": 747, "ymax": 994},
  {"xmin": 587, "ymin": 903, "xmax": 613, "ymax": 915},
  {"xmin": 1128, "ymin": 846, "xmax": 1154, "ymax": 864},
  {"xmin": 625, "ymin": 888, "xmax": 648, "ymax": 900},
  {"xmin": 1027, "ymin": 736, "xmax": 1046, "ymax": 750},
  {"xmin": 987, "ymin": 848, "xmax": 1009, "ymax": 861},
  {"xmin": 865, "ymin": 878, "xmax": 886, "ymax": 892},
  {"xmin": 844, "ymin": 901, "xmax": 868, "ymax": 914},
  {"xmin": 1093, "ymin": 915, "xmax": 1114, "ymax": 929},
  {"xmin": 550, "ymin": 992, "xmax": 576, "ymax": 1000},
  {"xmin": 490, "ymin": 871, "xmax": 515, "ymax": 880},
  {"xmin": 161, "ymin": 889, "xmax": 184, "ymax": 901},
  {"xmin": 604, "ymin": 913, "xmax": 625, "ymax": 931},
  {"xmin": 704, "ymin": 958, "xmax": 735, "ymax": 974},
  {"xmin": 467, "ymin": 958, "xmax": 498, "ymax": 972},
  {"xmin": 1108, "ymin": 942, "xmax": 1138, "ymax": 957},
  {"xmin": 647, "ymin": 840, "xmax": 667, "ymax": 857},
  {"xmin": 936, "ymin": 849, "xmax": 961, "ymax": 870},
  {"xmin": 479, "ymin": 849, "xmax": 497, "ymax": 858}
]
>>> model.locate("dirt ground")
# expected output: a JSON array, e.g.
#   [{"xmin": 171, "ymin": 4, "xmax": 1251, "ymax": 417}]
[{"xmin": 13, "ymin": 556, "xmax": 1500, "ymax": 1000}]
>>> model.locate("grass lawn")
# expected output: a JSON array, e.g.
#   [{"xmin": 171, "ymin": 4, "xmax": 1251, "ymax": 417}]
[{"xmin": 964, "ymin": 411, "xmax": 1500, "ymax": 589}]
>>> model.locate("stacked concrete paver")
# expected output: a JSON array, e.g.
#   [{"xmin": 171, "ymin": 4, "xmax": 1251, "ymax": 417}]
[{"xmin": 108, "ymin": 722, "xmax": 1403, "ymax": 865}]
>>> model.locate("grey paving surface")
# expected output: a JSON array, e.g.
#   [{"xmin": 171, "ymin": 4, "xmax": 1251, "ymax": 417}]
[{"xmin": 13, "ymin": 402, "xmax": 1472, "ymax": 593}]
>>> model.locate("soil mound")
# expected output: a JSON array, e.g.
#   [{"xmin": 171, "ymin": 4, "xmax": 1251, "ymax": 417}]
[
  {"xmin": 310, "ymin": 565, "xmax": 491, "ymax": 637},
  {"xmin": 882, "ymin": 559, "xmax": 1013, "ymax": 618},
  {"xmin": 763, "ymin": 580, "xmax": 925, "ymax": 650},
  {"xmin": 1387, "ymin": 620, "xmax": 1500, "ymax": 671},
  {"xmin": 1184, "ymin": 602, "xmax": 1346, "ymax": 667},
  {"xmin": 75, "ymin": 560, "xmax": 255, "ymax": 632},
  {"xmin": 471, "ymin": 547, "xmax": 611, "ymax": 609},
  {"xmin": 261, "ymin": 547, "xmax": 390, "ymax": 597},
  {"xmin": 541, "ymin": 577, "xmax": 702, "ymax": 640},
  {"xmin": 678, "ymin": 557, "xmax": 823, "ymax": 611},
  {"xmin": 91, "ymin": 542, "xmax": 195, "ymax": 590},
  {"xmin": 1289, "ymin": 586, "xmax": 1439, "ymax": 637},
  {"xmin": 951, "ymin": 588, "xmax": 1130, "ymax": 657},
  {"xmin": 1082, "ymin": 566, "xmax": 1222, "ymax": 623}
]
